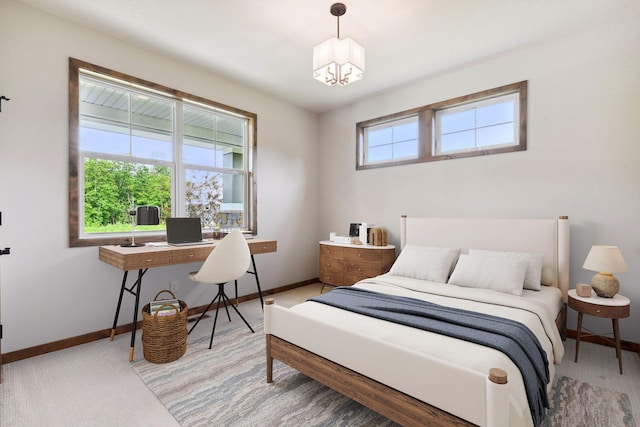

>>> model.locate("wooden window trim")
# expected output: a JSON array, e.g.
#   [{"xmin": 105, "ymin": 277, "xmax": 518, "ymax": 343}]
[
  {"xmin": 68, "ymin": 58, "xmax": 258, "ymax": 247},
  {"xmin": 356, "ymin": 81, "xmax": 527, "ymax": 170}
]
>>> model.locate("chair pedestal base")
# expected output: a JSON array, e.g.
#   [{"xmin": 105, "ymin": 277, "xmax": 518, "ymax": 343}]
[{"xmin": 188, "ymin": 282, "xmax": 254, "ymax": 349}]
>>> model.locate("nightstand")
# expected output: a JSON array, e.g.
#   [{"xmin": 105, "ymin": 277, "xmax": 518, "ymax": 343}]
[
  {"xmin": 319, "ymin": 241, "xmax": 395, "ymax": 292},
  {"xmin": 568, "ymin": 288, "xmax": 630, "ymax": 374}
]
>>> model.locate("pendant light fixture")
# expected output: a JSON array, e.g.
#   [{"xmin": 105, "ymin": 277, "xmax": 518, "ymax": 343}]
[{"xmin": 313, "ymin": 3, "xmax": 365, "ymax": 86}]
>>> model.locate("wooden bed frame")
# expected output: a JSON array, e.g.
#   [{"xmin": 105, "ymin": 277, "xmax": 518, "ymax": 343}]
[
  {"xmin": 265, "ymin": 216, "xmax": 570, "ymax": 426},
  {"xmin": 266, "ymin": 312, "xmax": 481, "ymax": 427}
]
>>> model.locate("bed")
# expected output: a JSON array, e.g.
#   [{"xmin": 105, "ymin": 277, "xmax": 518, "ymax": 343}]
[{"xmin": 265, "ymin": 216, "xmax": 569, "ymax": 427}]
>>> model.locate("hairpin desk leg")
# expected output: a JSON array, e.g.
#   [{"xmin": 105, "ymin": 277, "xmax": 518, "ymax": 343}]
[
  {"xmin": 235, "ymin": 280, "xmax": 238, "ymax": 307},
  {"xmin": 109, "ymin": 268, "xmax": 148, "ymax": 361},
  {"xmin": 129, "ymin": 269, "xmax": 144, "ymax": 362},
  {"xmin": 110, "ymin": 271, "xmax": 129, "ymax": 340},
  {"xmin": 249, "ymin": 255, "xmax": 264, "ymax": 309}
]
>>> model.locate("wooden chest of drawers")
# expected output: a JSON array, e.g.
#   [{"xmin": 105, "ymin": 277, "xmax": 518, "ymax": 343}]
[{"xmin": 319, "ymin": 241, "xmax": 396, "ymax": 288}]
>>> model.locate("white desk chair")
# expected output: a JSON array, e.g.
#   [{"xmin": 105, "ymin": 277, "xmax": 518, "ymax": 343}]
[{"xmin": 187, "ymin": 229, "xmax": 254, "ymax": 348}]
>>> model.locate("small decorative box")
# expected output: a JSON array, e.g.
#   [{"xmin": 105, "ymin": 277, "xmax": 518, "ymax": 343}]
[{"xmin": 576, "ymin": 283, "xmax": 592, "ymax": 297}]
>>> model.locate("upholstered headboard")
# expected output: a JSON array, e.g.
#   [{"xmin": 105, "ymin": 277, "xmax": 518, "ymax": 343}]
[{"xmin": 400, "ymin": 216, "xmax": 570, "ymax": 301}]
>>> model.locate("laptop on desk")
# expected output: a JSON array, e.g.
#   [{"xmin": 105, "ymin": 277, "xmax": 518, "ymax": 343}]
[{"xmin": 166, "ymin": 217, "xmax": 210, "ymax": 246}]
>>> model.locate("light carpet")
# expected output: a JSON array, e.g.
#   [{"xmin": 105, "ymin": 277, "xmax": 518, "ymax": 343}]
[{"xmin": 133, "ymin": 320, "xmax": 635, "ymax": 427}]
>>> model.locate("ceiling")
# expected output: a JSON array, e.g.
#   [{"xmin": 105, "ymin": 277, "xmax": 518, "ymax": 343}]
[{"xmin": 16, "ymin": 0, "xmax": 637, "ymax": 113}]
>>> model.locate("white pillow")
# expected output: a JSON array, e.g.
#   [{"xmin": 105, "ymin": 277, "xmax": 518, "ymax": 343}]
[
  {"xmin": 389, "ymin": 245, "xmax": 460, "ymax": 284},
  {"xmin": 541, "ymin": 267, "xmax": 555, "ymax": 287},
  {"xmin": 448, "ymin": 254, "xmax": 529, "ymax": 296},
  {"xmin": 468, "ymin": 249, "xmax": 544, "ymax": 291}
]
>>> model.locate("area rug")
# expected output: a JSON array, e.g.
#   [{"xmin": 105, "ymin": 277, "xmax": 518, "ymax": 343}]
[
  {"xmin": 133, "ymin": 320, "xmax": 635, "ymax": 427},
  {"xmin": 543, "ymin": 375, "xmax": 635, "ymax": 427}
]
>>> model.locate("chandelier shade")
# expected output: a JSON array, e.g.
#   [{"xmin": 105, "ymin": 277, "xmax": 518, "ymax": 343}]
[
  {"xmin": 313, "ymin": 3, "xmax": 365, "ymax": 86},
  {"xmin": 313, "ymin": 37, "xmax": 364, "ymax": 86}
]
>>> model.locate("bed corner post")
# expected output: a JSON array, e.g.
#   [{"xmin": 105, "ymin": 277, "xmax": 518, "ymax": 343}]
[
  {"xmin": 265, "ymin": 298, "xmax": 274, "ymax": 383},
  {"xmin": 486, "ymin": 368, "xmax": 509, "ymax": 427},
  {"xmin": 558, "ymin": 216, "xmax": 570, "ymax": 303},
  {"xmin": 400, "ymin": 215, "xmax": 407, "ymax": 250}
]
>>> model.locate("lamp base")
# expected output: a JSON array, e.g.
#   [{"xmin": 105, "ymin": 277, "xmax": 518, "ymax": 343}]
[
  {"xmin": 590, "ymin": 272, "xmax": 619, "ymax": 298},
  {"xmin": 120, "ymin": 243, "xmax": 145, "ymax": 248}
]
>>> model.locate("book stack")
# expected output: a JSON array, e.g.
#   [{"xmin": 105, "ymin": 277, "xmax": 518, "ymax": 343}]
[
  {"xmin": 149, "ymin": 298, "xmax": 181, "ymax": 317},
  {"xmin": 368, "ymin": 227, "xmax": 388, "ymax": 246}
]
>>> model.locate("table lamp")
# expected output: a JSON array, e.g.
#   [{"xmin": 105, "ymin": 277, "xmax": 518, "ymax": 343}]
[
  {"xmin": 582, "ymin": 245, "xmax": 627, "ymax": 298},
  {"xmin": 121, "ymin": 205, "xmax": 160, "ymax": 247}
]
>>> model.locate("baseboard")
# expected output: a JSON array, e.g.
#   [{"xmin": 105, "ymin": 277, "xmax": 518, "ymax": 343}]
[{"xmin": 1, "ymin": 278, "xmax": 320, "ymax": 365}]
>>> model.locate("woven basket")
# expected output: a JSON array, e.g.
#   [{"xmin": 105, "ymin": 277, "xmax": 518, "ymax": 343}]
[{"xmin": 141, "ymin": 290, "xmax": 188, "ymax": 364}]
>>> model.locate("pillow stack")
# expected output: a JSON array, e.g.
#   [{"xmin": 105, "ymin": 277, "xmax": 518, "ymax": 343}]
[
  {"xmin": 389, "ymin": 245, "xmax": 545, "ymax": 296},
  {"xmin": 389, "ymin": 245, "xmax": 460, "ymax": 284},
  {"xmin": 448, "ymin": 249, "xmax": 544, "ymax": 296}
]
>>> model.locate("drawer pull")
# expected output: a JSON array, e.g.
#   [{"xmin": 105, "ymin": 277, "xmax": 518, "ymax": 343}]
[
  {"xmin": 146, "ymin": 259, "xmax": 153, "ymax": 262},
  {"xmin": 188, "ymin": 254, "xmax": 194, "ymax": 258},
  {"xmin": 596, "ymin": 309, "xmax": 601, "ymax": 313}
]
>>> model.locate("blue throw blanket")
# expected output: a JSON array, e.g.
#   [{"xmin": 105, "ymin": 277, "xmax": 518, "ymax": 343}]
[{"xmin": 309, "ymin": 286, "xmax": 549, "ymax": 427}]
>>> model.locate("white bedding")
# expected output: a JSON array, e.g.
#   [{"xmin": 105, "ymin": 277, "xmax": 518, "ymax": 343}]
[{"xmin": 287, "ymin": 275, "xmax": 564, "ymax": 426}]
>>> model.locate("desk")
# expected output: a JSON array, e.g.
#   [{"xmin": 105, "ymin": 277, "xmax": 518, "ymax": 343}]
[{"xmin": 99, "ymin": 238, "xmax": 277, "ymax": 361}]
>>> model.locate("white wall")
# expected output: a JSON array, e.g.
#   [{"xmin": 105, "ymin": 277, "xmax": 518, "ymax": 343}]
[
  {"xmin": 0, "ymin": 1, "xmax": 318, "ymax": 353},
  {"xmin": 1, "ymin": 1, "xmax": 638, "ymax": 355},
  {"xmin": 317, "ymin": 17, "xmax": 640, "ymax": 343}
]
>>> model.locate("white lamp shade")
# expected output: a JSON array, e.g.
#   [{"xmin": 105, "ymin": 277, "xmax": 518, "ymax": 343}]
[
  {"xmin": 313, "ymin": 37, "xmax": 365, "ymax": 86},
  {"xmin": 583, "ymin": 245, "xmax": 628, "ymax": 273}
]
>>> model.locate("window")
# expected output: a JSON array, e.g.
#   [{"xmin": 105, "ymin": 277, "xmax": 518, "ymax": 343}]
[
  {"xmin": 435, "ymin": 93, "xmax": 519, "ymax": 155},
  {"xmin": 357, "ymin": 81, "xmax": 526, "ymax": 170},
  {"xmin": 362, "ymin": 116, "xmax": 419, "ymax": 164},
  {"xmin": 69, "ymin": 58, "xmax": 257, "ymax": 247}
]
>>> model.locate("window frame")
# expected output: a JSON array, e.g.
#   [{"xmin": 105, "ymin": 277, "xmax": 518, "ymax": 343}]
[
  {"xmin": 361, "ymin": 115, "xmax": 420, "ymax": 165},
  {"xmin": 356, "ymin": 81, "xmax": 527, "ymax": 170},
  {"xmin": 434, "ymin": 92, "xmax": 520, "ymax": 155},
  {"xmin": 69, "ymin": 58, "xmax": 257, "ymax": 247}
]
